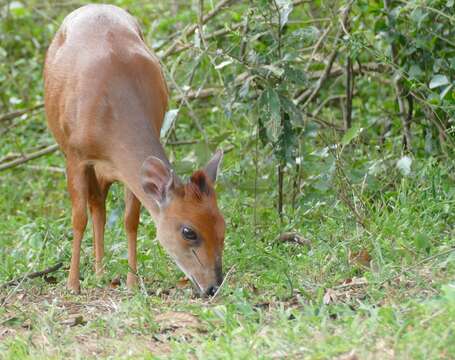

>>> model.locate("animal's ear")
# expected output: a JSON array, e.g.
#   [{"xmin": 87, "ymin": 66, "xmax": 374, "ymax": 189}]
[
  {"xmin": 190, "ymin": 170, "xmax": 210, "ymax": 196},
  {"xmin": 141, "ymin": 156, "xmax": 175, "ymax": 206},
  {"xmin": 204, "ymin": 149, "xmax": 223, "ymax": 183}
]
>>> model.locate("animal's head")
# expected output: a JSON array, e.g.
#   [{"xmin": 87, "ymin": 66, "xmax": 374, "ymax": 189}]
[{"xmin": 141, "ymin": 150, "xmax": 225, "ymax": 297}]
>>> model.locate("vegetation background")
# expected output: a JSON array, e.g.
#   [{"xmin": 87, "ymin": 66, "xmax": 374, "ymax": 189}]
[{"xmin": 0, "ymin": 0, "xmax": 454, "ymax": 358}]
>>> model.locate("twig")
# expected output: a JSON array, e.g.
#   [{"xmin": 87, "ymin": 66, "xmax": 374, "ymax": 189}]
[
  {"xmin": 23, "ymin": 164, "xmax": 65, "ymax": 174},
  {"xmin": 333, "ymin": 277, "xmax": 368, "ymax": 290},
  {"xmin": 305, "ymin": 112, "xmax": 345, "ymax": 132},
  {"xmin": 239, "ymin": 12, "xmax": 250, "ymax": 60},
  {"xmin": 384, "ymin": 0, "xmax": 412, "ymax": 152},
  {"xmin": 161, "ymin": 0, "xmax": 238, "ymax": 59},
  {"xmin": 206, "ymin": 265, "xmax": 236, "ymax": 303},
  {"xmin": 165, "ymin": 0, "xmax": 308, "ymax": 57},
  {"xmin": 162, "ymin": 22, "xmax": 244, "ymax": 56},
  {"xmin": 174, "ymin": 87, "xmax": 219, "ymax": 103},
  {"xmin": 0, "ymin": 104, "xmax": 44, "ymax": 123},
  {"xmin": 344, "ymin": 13, "xmax": 354, "ymax": 131},
  {"xmin": 0, "ymin": 144, "xmax": 59, "ymax": 172},
  {"xmin": 405, "ymin": 92, "xmax": 414, "ymax": 145},
  {"xmin": 273, "ymin": 0, "xmax": 285, "ymax": 219},
  {"xmin": 379, "ymin": 246, "xmax": 455, "ymax": 286},
  {"xmin": 312, "ymin": 94, "xmax": 346, "ymax": 117},
  {"xmin": 168, "ymin": 140, "xmax": 199, "ymax": 146},
  {"xmin": 0, "ymin": 153, "xmax": 21, "ymax": 164},
  {"xmin": 344, "ymin": 56, "xmax": 353, "ymax": 130},
  {"xmin": 197, "ymin": 0, "xmax": 208, "ymax": 50},
  {"xmin": 297, "ymin": 2, "xmax": 352, "ymax": 107},
  {"xmin": 0, "ymin": 262, "xmax": 63, "ymax": 289},
  {"xmin": 304, "ymin": 26, "xmax": 332, "ymax": 73},
  {"xmin": 163, "ymin": 55, "xmax": 209, "ymax": 145}
]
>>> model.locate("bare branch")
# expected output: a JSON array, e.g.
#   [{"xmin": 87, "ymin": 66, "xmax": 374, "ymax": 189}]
[
  {"xmin": 384, "ymin": 0, "xmax": 412, "ymax": 152},
  {"xmin": 160, "ymin": 0, "xmax": 308, "ymax": 59},
  {"xmin": 0, "ymin": 104, "xmax": 44, "ymax": 123},
  {"xmin": 1, "ymin": 262, "xmax": 63, "ymax": 289},
  {"xmin": 312, "ymin": 94, "xmax": 347, "ymax": 117},
  {"xmin": 0, "ymin": 152, "xmax": 21, "ymax": 164},
  {"xmin": 344, "ymin": 20, "xmax": 354, "ymax": 130},
  {"xmin": 161, "ymin": 0, "xmax": 238, "ymax": 59},
  {"xmin": 0, "ymin": 144, "xmax": 59, "ymax": 172},
  {"xmin": 297, "ymin": 2, "xmax": 352, "ymax": 107},
  {"xmin": 174, "ymin": 87, "xmax": 219, "ymax": 103},
  {"xmin": 23, "ymin": 165, "xmax": 65, "ymax": 174}
]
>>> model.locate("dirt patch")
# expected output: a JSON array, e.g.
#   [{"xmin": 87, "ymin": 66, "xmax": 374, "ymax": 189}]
[{"xmin": 0, "ymin": 285, "xmax": 205, "ymax": 358}]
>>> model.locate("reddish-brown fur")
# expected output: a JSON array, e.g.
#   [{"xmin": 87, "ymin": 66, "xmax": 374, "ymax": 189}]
[{"xmin": 44, "ymin": 4, "xmax": 225, "ymax": 296}]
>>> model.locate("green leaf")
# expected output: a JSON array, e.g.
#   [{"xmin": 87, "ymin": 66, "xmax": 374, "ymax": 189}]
[
  {"xmin": 9, "ymin": 1, "xmax": 27, "ymax": 18},
  {"xmin": 214, "ymin": 60, "xmax": 233, "ymax": 70},
  {"xmin": 284, "ymin": 65, "xmax": 307, "ymax": 86},
  {"xmin": 280, "ymin": 95, "xmax": 301, "ymax": 125},
  {"xmin": 440, "ymin": 84, "xmax": 453, "ymax": 100},
  {"xmin": 341, "ymin": 124, "xmax": 363, "ymax": 146},
  {"xmin": 276, "ymin": 0, "xmax": 293, "ymax": 29},
  {"xmin": 259, "ymin": 88, "xmax": 281, "ymax": 139},
  {"xmin": 261, "ymin": 65, "xmax": 284, "ymax": 78},
  {"xmin": 429, "ymin": 74, "xmax": 450, "ymax": 89},
  {"xmin": 160, "ymin": 109, "xmax": 179, "ymax": 138}
]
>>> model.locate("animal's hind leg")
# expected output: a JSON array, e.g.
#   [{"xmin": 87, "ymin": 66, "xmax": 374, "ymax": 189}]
[
  {"xmin": 87, "ymin": 167, "xmax": 111, "ymax": 277},
  {"xmin": 67, "ymin": 159, "xmax": 89, "ymax": 294}
]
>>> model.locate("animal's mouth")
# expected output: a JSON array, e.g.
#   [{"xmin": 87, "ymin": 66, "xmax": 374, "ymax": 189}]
[{"xmin": 171, "ymin": 256, "xmax": 204, "ymax": 296}]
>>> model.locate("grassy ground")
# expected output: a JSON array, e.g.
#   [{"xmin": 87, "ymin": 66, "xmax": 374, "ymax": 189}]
[
  {"xmin": 1, "ymin": 152, "xmax": 454, "ymax": 359},
  {"xmin": 1, "ymin": 1, "xmax": 455, "ymax": 358}
]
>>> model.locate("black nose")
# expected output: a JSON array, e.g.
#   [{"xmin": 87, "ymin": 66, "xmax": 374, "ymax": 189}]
[{"xmin": 206, "ymin": 285, "xmax": 218, "ymax": 297}]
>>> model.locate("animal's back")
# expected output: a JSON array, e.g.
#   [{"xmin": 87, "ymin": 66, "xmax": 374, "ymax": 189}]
[{"xmin": 44, "ymin": 4, "xmax": 168, "ymax": 161}]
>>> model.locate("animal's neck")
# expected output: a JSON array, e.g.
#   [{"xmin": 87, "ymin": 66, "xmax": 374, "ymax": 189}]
[{"xmin": 110, "ymin": 124, "xmax": 171, "ymax": 221}]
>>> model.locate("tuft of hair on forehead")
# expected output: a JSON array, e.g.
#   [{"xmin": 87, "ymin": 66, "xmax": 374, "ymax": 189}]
[{"xmin": 185, "ymin": 170, "xmax": 213, "ymax": 201}]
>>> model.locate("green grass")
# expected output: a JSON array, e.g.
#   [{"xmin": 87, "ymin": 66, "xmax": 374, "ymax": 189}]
[
  {"xmin": 1, "ymin": 0, "xmax": 455, "ymax": 358},
  {"xmin": 1, "ymin": 154, "xmax": 454, "ymax": 359}
]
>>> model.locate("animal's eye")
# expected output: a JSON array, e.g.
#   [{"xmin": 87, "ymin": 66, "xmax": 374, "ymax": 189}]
[{"xmin": 181, "ymin": 226, "xmax": 198, "ymax": 241}]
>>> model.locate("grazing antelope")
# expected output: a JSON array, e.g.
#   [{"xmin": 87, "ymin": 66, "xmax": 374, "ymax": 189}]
[{"xmin": 44, "ymin": 4, "xmax": 225, "ymax": 297}]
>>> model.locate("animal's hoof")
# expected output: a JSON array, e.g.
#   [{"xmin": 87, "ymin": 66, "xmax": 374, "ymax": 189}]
[
  {"xmin": 67, "ymin": 281, "xmax": 81, "ymax": 294},
  {"xmin": 126, "ymin": 273, "xmax": 138, "ymax": 289}
]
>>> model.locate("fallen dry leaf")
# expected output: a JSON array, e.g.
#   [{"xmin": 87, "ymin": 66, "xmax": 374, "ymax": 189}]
[
  {"xmin": 322, "ymin": 277, "xmax": 368, "ymax": 305},
  {"xmin": 335, "ymin": 277, "xmax": 368, "ymax": 289},
  {"xmin": 109, "ymin": 276, "xmax": 121, "ymax": 289},
  {"xmin": 176, "ymin": 277, "xmax": 190, "ymax": 289},
  {"xmin": 21, "ymin": 319, "xmax": 32, "ymax": 329},
  {"xmin": 276, "ymin": 232, "xmax": 311, "ymax": 247},
  {"xmin": 323, "ymin": 288, "xmax": 337, "ymax": 305},
  {"xmin": 349, "ymin": 249, "xmax": 372, "ymax": 268}
]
